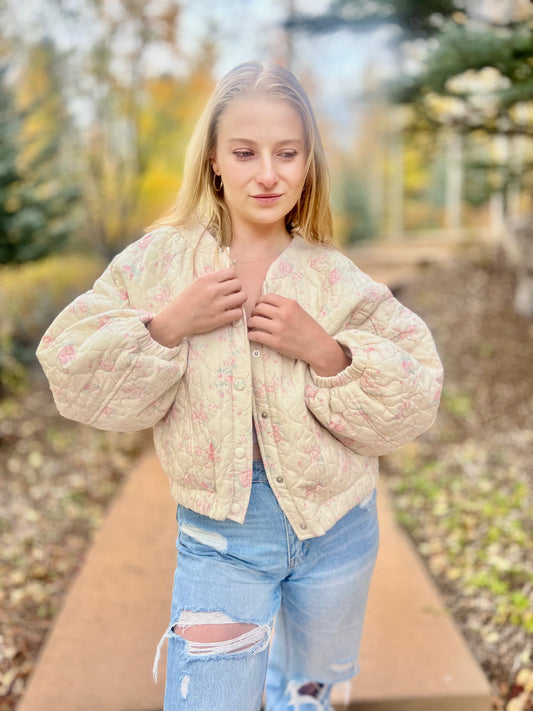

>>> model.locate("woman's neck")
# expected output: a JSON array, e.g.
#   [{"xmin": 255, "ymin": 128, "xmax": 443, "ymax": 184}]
[{"xmin": 229, "ymin": 225, "xmax": 292, "ymax": 261}]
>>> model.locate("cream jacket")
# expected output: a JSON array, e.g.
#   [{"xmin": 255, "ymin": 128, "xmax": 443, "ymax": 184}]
[{"xmin": 37, "ymin": 225, "xmax": 443, "ymax": 540}]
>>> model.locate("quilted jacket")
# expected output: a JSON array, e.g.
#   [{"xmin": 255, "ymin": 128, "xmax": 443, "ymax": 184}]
[{"xmin": 37, "ymin": 224, "xmax": 443, "ymax": 540}]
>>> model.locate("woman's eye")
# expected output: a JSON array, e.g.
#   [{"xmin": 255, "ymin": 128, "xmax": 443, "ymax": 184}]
[
  {"xmin": 234, "ymin": 150, "xmax": 254, "ymax": 159},
  {"xmin": 279, "ymin": 151, "xmax": 297, "ymax": 160}
]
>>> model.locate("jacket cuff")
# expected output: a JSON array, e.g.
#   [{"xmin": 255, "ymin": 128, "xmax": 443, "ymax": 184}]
[
  {"xmin": 309, "ymin": 334, "xmax": 368, "ymax": 388},
  {"xmin": 139, "ymin": 312, "xmax": 188, "ymax": 360}
]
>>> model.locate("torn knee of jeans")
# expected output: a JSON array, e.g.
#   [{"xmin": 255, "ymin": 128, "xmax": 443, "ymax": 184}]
[
  {"xmin": 152, "ymin": 611, "xmax": 271, "ymax": 682},
  {"xmin": 171, "ymin": 610, "xmax": 271, "ymax": 657}
]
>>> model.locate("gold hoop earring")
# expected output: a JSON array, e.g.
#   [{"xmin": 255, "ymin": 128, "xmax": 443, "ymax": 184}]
[{"xmin": 213, "ymin": 173, "xmax": 223, "ymax": 192}]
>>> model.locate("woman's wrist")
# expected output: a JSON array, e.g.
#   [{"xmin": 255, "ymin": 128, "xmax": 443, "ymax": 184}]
[
  {"xmin": 307, "ymin": 336, "xmax": 351, "ymax": 377},
  {"xmin": 147, "ymin": 310, "xmax": 187, "ymax": 348}
]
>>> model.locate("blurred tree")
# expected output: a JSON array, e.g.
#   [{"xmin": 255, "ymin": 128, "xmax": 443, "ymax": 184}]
[
  {"xmin": 331, "ymin": 161, "xmax": 374, "ymax": 243},
  {"xmin": 287, "ymin": 0, "xmax": 533, "ymax": 316},
  {"xmin": 136, "ymin": 50, "xmax": 216, "ymax": 227},
  {"xmin": 286, "ymin": 0, "xmax": 466, "ymax": 239},
  {"xmin": 0, "ymin": 0, "xmax": 217, "ymax": 259},
  {"xmin": 0, "ymin": 47, "xmax": 79, "ymax": 264},
  {"xmin": 285, "ymin": 0, "xmax": 459, "ymax": 40},
  {"xmin": 75, "ymin": 0, "xmax": 215, "ymax": 257},
  {"xmin": 327, "ymin": 65, "xmax": 388, "ymax": 242},
  {"xmin": 396, "ymin": 21, "xmax": 533, "ymax": 133},
  {"xmin": 394, "ymin": 9, "xmax": 533, "ymax": 316},
  {"xmin": 0, "ymin": 69, "xmax": 20, "ymax": 258}
]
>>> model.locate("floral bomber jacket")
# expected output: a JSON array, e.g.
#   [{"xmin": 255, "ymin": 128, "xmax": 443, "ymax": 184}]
[{"xmin": 37, "ymin": 224, "xmax": 443, "ymax": 540}]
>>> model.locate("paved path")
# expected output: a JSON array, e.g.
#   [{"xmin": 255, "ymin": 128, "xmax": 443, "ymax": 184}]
[{"xmin": 16, "ymin": 450, "xmax": 492, "ymax": 711}]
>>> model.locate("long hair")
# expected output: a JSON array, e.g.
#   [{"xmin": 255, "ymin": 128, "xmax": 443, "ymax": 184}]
[{"xmin": 150, "ymin": 61, "xmax": 333, "ymax": 246}]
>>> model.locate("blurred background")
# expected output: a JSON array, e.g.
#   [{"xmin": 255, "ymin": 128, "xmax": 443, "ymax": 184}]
[{"xmin": 1, "ymin": 1, "xmax": 532, "ymax": 710}]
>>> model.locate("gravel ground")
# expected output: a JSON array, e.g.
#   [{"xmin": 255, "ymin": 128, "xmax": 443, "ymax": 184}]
[{"xmin": 1, "ymin": 245, "xmax": 532, "ymax": 710}]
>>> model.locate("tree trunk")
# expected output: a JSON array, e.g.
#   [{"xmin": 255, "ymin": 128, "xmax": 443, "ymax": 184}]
[
  {"xmin": 387, "ymin": 106, "xmax": 404, "ymax": 240},
  {"xmin": 505, "ymin": 215, "xmax": 533, "ymax": 319},
  {"xmin": 444, "ymin": 129, "xmax": 462, "ymax": 232}
]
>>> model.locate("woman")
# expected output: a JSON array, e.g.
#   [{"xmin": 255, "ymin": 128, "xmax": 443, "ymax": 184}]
[{"xmin": 37, "ymin": 60, "xmax": 443, "ymax": 711}]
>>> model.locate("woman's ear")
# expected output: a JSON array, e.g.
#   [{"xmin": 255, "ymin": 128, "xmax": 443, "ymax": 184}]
[{"xmin": 211, "ymin": 159, "xmax": 220, "ymax": 176}]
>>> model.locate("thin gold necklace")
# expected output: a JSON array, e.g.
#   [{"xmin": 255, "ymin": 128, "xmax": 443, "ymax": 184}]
[
  {"xmin": 231, "ymin": 254, "xmax": 280, "ymax": 265},
  {"xmin": 230, "ymin": 248, "xmax": 286, "ymax": 265}
]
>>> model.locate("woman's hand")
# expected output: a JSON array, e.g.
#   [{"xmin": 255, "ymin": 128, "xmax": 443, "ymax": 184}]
[
  {"xmin": 247, "ymin": 294, "xmax": 351, "ymax": 376},
  {"xmin": 148, "ymin": 267, "xmax": 246, "ymax": 348}
]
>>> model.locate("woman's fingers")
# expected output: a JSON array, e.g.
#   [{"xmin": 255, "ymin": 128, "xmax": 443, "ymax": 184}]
[
  {"xmin": 249, "ymin": 301, "xmax": 277, "ymax": 321},
  {"xmin": 199, "ymin": 269, "xmax": 246, "ymax": 309},
  {"xmin": 213, "ymin": 266, "xmax": 239, "ymax": 282},
  {"xmin": 224, "ymin": 289, "xmax": 247, "ymax": 310},
  {"xmin": 255, "ymin": 293, "xmax": 284, "ymax": 305},
  {"xmin": 248, "ymin": 293, "xmax": 332, "ymax": 366},
  {"xmin": 220, "ymin": 277, "xmax": 243, "ymax": 296},
  {"xmin": 218, "ymin": 307, "xmax": 246, "ymax": 326}
]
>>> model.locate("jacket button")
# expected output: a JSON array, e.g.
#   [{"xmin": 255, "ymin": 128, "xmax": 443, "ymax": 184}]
[
  {"xmin": 230, "ymin": 503, "xmax": 241, "ymax": 514},
  {"xmin": 235, "ymin": 447, "xmax": 245, "ymax": 458},
  {"xmin": 300, "ymin": 522, "xmax": 307, "ymax": 530},
  {"xmin": 276, "ymin": 476, "xmax": 284, "ymax": 484},
  {"xmin": 252, "ymin": 349, "xmax": 260, "ymax": 358},
  {"xmin": 234, "ymin": 380, "xmax": 245, "ymax": 391},
  {"xmin": 260, "ymin": 411, "xmax": 268, "ymax": 418}
]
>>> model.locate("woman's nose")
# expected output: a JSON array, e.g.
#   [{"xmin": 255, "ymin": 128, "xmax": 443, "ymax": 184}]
[{"xmin": 256, "ymin": 157, "xmax": 278, "ymax": 188}]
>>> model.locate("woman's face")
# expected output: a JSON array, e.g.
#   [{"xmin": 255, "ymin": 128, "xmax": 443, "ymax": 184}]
[{"xmin": 211, "ymin": 96, "xmax": 307, "ymax": 238}]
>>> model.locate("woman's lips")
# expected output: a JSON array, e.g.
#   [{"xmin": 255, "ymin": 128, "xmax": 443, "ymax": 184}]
[{"xmin": 251, "ymin": 194, "xmax": 283, "ymax": 205}]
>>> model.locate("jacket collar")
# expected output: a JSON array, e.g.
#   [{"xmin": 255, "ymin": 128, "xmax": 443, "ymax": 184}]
[{"xmin": 176, "ymin": 224, "xmax": 334, "ymax": 285}]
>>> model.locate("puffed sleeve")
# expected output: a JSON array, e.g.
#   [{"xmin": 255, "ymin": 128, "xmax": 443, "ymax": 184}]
[
  {"xmin": 36, "ymin": 247, "xmax": 189, "ymax": 432},
  {"xmin": 304, "ymin": 277, "xmax": 443, "ymax": 457}
]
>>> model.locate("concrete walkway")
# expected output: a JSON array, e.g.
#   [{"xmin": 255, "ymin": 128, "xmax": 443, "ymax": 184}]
[{"xmin": 16, "ymin": 449, "xmax": 492, "ymax": 711}]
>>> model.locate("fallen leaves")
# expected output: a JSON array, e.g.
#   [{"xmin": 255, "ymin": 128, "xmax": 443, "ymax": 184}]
[
  {"xmin": 384, "ymin": 249, "xmax": 533, "ymax": 711},
  {"xmin": 0, "ymin": 384, "xmax": 144, "ymax": 709}
]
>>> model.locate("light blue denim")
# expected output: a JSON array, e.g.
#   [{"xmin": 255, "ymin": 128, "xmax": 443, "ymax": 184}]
[{"xmin": 155, "ymin": 461, "xmax": 379, "ymax": 711}]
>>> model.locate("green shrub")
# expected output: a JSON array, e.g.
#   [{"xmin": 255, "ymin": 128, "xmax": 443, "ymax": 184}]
[{"xmin": 0, "ymin": 254, "xmax": 105, "ymax": 392}]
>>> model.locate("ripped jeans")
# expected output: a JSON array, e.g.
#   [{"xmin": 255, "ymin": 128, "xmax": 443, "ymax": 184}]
[{"xmin": 154, "ymin": 461, "xmax": 379, "ymax": 710}]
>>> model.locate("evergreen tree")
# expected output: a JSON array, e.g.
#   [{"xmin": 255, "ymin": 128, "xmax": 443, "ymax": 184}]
[
  {"xmin": 395, "ymin": 12, "xmax": 533, "ymax": 317},
  {"xmin": 0, "ymin": 61, "xmax": 79, "ymax": 264},
  {"xmin": 395, "ymin": 21, "xmax": 533, "ymax": 132},
  {"xmin": 285, "ymin": 0, "xmax": 459, "ymax": 41},
  {"xmin": 0, "ymin": 68, "xmax": 20, "ymax": 260}
]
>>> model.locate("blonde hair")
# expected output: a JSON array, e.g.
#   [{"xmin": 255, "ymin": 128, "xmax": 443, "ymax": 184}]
[{"xmin": 150, "ymin": 60, "xmax": 333, "ymax": 246}]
